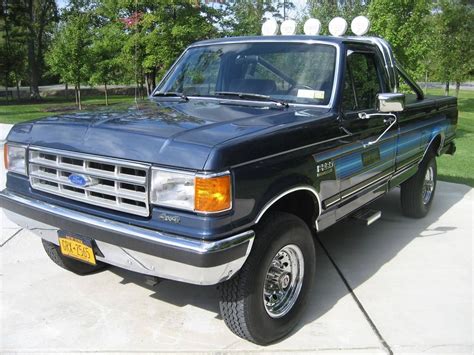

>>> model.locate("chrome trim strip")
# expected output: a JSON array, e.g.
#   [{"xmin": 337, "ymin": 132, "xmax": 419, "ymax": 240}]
[
  {"xmin": 255, "ymin": 186, "xmax": 322, "ymax": 224},
  {"xmin": 29, "ymin": 146, "xmax": 151, "ymax": 170},
  {"xmin": 393, "ymin": 162, "xmax": 417, "ymax": 179},
  {"xmin": 28, "ymin": 146, "xmax": 151, "ymax": 217},
  {"xmin": 0, "ymin": 190, "xmax": 253, "ymax": 255},
  {"xmin": 341, "ymin": 171, "xmax": 392, "ymax": 200},
  {"xmin": 230, "ymin": 134, "xmax": 351, "ymax": 169},
  {"xmin": 420, "ymin": 133, "xmax": 445, "ymax": 163},
  {"xmin": 2, "ymin": 190, "xmax": 255, "ymax": 285},
  {"xmin": 323, "ymin": 197, "xmax": 340, "ymax": 209},
  {"xmin": 346, "ymin": 36, "xmax": 397, "ymax": 91}
]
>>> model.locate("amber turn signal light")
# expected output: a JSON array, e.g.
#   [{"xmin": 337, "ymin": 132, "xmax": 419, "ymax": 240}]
[{"xmin": 195, "ymin": 174, "xmax": 231, "ymax": 213}]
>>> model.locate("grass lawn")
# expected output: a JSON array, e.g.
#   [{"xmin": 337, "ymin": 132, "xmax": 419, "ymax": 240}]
[
  {"xmin": 1, "ymin": 90, "xmax": 472, "ymax": 186},
  {"xmin": 426, "ymin": 89, "xmax": 474, "ymax": 187},
  {"xmin": 0, "ymin": 95, "xmax": 138, "ymax": 124}
]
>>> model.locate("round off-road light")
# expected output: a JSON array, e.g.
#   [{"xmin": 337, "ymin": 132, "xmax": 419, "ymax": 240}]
[
  {"xmin": 328, "ymin": 17, "xmax": 348, "ymax": 36},
  {"xmin": 280, "ymin": 19, "xmax": 297, "ymax": 35},
  {"xmin": 262, "ymin": 19, "xmax": 279, "ymax": 36},
  {"xmin": 303, "ymin": 18, "xmax": 321, "ymax": 35},
  {"xmin": 351, "ymin": 16, "xmax": 370, "ymax": 36}
]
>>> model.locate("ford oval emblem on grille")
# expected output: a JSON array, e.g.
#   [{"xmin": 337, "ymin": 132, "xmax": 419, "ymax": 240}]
[{"xmin": 68, "ymin": 174, "xmax": 91, "ymax": 187}]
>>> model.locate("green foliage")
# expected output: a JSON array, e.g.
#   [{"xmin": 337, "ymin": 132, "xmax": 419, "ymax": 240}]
[
  {"xmin": 307, "ymin": 0, "xmax": 369, "ymax": 35},
  {"xmin": 431, "ymin": 0, "xmax": 474, "ymax": 85},
  {"xmin": 369, "ymin": 0, "xmax": 432, "ymax": 79},
  {"xmin": 89, "ymin": 22, "xmax": 125, "ymax": 86},
  {"xmin": 428, "ymin": 88, "xmax": 474, "ymax": 187},
  {"xmin": 3, "ymin": 0, "xmax": 473, "ymax": 101},
  {"xmin": 223, "ymin": 1, "xmax": 283, "ymax": 36},
  {"xmin": 1, "ymin": 0, "xmax": 58, "ymax": 98},
  {"xmin": 141, "ymin": 2, "xmax": 220, "ymax": 77},
  {"xmin": 46, "ymin": 13, "xmax": 94, "ymax": 87},
  {"xmin": 0, "ymin": 1, "xmax": 27, "ymax": 92}
]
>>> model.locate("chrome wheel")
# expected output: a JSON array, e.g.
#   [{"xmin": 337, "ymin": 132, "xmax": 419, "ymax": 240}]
[
  {"xmin": 422, "ymin": 166, "xmax": 435, "ymax": 205},
  {"xmin": 263, "ymin": 244, "xmax": 304, "ymax": 318}
]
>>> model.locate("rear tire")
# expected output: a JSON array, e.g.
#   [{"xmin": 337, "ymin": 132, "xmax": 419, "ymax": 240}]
[
  {"xmin": 400, "ymin": 153, "xmax": 437, "ymax": 218},
  {"xmin": 219, "ymin": 212, "xmax": 316, "ymax": 345},
  {"xmin": 42, "ymin": 239, "xmax": 107, "ymax": 275}
]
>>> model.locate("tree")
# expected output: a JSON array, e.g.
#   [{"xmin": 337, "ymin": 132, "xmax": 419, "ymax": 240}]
[
  {"xmin": 107, "ymin": 0, "xmax": 222, "ymax": 97},
  {"xmin": 90, "ymin": 23, "xmax": 125, "ymax": 105},
  {"xmin": 46, "ymin": 12, "xmax": 93, "ymax": 109},
  {"xmin": 223, "ymin": 0, "xmax": 285, "ymax": 36},
  {"xmin": 369, "ymin": 0, "xmax": 432, "ymax": 80},
  {"xmin": 8, "ymin": 0, "xmax": 58, "ymax": 100},
  {"xmin": 142, "ymin": 1, "xmax": 221, "ymax": 92},
  {"xmin": 307, "ymin": 0, "xmax": 369, "ymax": 35},
  {"xmin": 431, "ymin": 0, "xmax": 474, "ymax": 96},
  {"xmin": 0, "ymin": 0, "xmax": 28, "ymax": 100}
]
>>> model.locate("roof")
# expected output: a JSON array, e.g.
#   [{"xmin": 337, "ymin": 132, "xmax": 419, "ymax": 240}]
[{"xmin": 189, "ymin": 35, "xmax": 383, "ymax": 47}]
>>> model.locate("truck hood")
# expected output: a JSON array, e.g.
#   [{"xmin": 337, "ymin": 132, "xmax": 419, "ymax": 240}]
[{"xmin": 7, "ymin": 99, "xmax": 330, "ymax": 170}]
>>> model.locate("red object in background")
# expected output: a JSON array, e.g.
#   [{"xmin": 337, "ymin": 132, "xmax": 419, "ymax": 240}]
[{"xmin": 119, "ymin": 12, "xmax": 142, "ymax": 28}]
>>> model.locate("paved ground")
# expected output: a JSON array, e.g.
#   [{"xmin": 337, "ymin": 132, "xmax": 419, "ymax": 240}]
[{"xmin": 1, "ymin": 145, "xmax": 473, "ymax": 353}]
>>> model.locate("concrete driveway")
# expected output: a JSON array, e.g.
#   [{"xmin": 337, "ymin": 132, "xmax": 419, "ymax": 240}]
[{"xmin": 1, "ymin": 144, "xmax": 472, "ymax": 354}]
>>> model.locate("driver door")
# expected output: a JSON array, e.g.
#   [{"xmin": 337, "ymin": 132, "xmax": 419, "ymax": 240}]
[{"xmin": 335, "ymin": 46, "xmax": 398, "ymax": 219}]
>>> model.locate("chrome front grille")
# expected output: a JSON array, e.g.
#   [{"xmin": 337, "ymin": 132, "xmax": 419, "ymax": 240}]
[{"xmin": 28, "ymin": 147, "xmax": 150, "ymax": 217}]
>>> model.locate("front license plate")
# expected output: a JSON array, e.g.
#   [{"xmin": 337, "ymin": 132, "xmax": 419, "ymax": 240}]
[{"xmin": 58, "ymin": 235, "xmax": 96, "ymax": 265}]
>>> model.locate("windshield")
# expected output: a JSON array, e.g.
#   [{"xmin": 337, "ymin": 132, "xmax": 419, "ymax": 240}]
[{"xmin": 157, "ymin": 42, "xmax": 337, "ymax": 106}]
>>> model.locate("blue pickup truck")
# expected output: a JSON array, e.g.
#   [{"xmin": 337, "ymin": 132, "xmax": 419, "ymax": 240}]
[{"xmin": 1, "ymin": 34, "xmax": 456, "ymax": 344}]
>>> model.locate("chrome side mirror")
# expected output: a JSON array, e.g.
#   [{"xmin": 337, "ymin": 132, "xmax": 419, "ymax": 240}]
[{"xmin": 377, "ymin": 93, "xmax": 405, "ymax": 113}]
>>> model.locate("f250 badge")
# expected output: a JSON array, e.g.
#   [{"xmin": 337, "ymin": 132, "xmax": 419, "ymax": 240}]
[
  {"xmin": 159, "ymin": 214, "xmax": 181, "ymax": 224},
  {"xmin": 316, "ymin": 160, "xmax": 335, "ymax": 178}
]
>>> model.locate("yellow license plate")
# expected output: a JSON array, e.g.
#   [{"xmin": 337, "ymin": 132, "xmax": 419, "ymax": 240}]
[{"xmin": 58, "ymin": 236, "xmax": 96, "ymax": 265}]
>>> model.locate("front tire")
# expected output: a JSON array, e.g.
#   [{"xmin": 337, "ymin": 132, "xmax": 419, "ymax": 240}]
[
  {"xmin": 219, "ymin": 212, "xmax": 316, "ymax": 345},
  {"xmin": 42, "ymin": 239, "xmax": 107, "ymax": 275},
  {"xmin": 400, "ymin": 153, "xmax": 437, "ymax": 218}
]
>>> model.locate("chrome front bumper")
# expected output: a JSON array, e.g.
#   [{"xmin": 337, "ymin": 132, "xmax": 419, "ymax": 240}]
[{"xmin": 0, "ymin": 190, "xmax": 254, "ymax": 285}]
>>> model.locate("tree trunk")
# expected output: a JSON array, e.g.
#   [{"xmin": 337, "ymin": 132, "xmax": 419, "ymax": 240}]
[
  {"xmin": 26, "ymin": 0, "xmax": 56, "ymax": 101},
  {"xmin": 78, "ymin": 83, "xmax": 82, "ymax": 110},
  {"xmin": 4, "ymin": 86, "xmax": 9, "ymax": 102},
  {"xmin": 424, "ymin": 71, "xmax": 428, "ymax": 94},
  {"xmin": 145, "ymin": 70, "xmax": 157, "ymax": 95},
  {"xmin": 16, "ymin": 79, "xmax": 20, "ymax": 101},
  {"xmin": 145, "ymin": 74, "xmax": 151, "ymax": 96},
  {"xmin": 74, "ymin": 85, "xmax": 78, "ymax": 106},
  {"xmin": 65, "ymin": 83, "xmax": 68, "ymax": 99},
  {"xmin": 27, "ymin": 36, "xmax": 41, "ymax": 100},
  {"xmin": 455, "ymin": 82, "xmax": 460, "ymax": 97},
  {"xmin": 151, "ymin": 74, "xmax": 156, "ymax": 92},
  {"xmin": 104, "ymin": 83, "xmax": 108, "ymax": 106},
  {"xmin": 444, "ymin": 81, "xmax": 449, "ymax": 96}
]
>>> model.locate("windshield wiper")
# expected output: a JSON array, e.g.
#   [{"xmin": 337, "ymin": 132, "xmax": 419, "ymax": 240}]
[
  {"xmin": 215, "ymin": 91, "xmax": 289, "ymax": 107},
  {"xmin": 153, "ymin": 91, "xmax": 188, "ymax": 101}
]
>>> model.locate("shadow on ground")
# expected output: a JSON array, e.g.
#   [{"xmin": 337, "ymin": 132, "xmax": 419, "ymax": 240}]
[{"xmin": 109, "ymin": 183, "xmax": 471, "ymax": 342}]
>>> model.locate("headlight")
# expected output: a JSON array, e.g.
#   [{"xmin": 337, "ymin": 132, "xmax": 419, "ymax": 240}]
[
  {"xmin": 4, "ymin": 143, "xmax": 27, "ymax": 175},
  {"xmin": 150, "ymin": 168, "xmax": 232, "ymax": 213}
]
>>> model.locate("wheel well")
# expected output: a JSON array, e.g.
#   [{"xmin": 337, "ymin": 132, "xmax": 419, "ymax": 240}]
[
  {"xmin": 261, "ymin": 190, "xmax": 319, "ymax": 230},
  {"xmin": 429, "ymin": 135, "xmax": 443, "ymax": 156}
]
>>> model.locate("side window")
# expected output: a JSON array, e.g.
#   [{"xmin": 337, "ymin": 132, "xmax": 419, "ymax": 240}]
[
  {"xmin": 342, "ymin": 51, "xmax": 382, "ymax": 112},
  {"xmin": 398, "ymin": 75, "xmax": 418, "ymax": 104}
]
